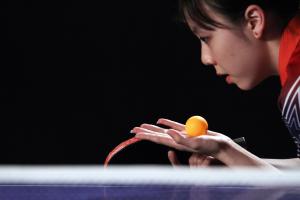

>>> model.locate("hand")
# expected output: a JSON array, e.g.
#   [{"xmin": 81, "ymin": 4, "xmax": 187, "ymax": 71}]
[
  {"xmin": 131, "ymin": 118, "xmax": 232, "ymax": 158},
  {"xmin": 168, "ymin": 150, "xmax": 214, "ymax": 168},
  {"xmin": 131, "ymin": 118, "xmax": 275, "ymax": 169}
]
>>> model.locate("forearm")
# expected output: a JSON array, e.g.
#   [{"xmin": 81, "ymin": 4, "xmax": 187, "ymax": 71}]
[
  {"xmin": 264, "ymin": 158, "xmax": 300, "ymax": 169},
  {"xmin": 215, "ymin": 140, "xmax": 277, "ymax": 170}
]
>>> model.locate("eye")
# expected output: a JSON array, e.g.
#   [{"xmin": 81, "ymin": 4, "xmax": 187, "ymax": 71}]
[{"xmin": 199, "ymin": 37, "xmax": 209, "ymax": 43}]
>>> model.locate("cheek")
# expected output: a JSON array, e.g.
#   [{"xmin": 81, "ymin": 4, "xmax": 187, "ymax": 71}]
[
  {"xmin": 213, "ymin": 38, "xmax": 255, "ymax": 75},
  {"xmin": 210, "ymin": 43, "xmax": 240, "ymax": 72}
]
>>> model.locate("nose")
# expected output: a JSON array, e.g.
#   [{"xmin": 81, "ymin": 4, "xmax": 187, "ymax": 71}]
[{"xmin": 201, "ymin": 44, "xmax": 216, "ymax": 66}]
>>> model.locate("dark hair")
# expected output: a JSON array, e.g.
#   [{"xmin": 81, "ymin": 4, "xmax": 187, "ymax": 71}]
[{"xmin": 179, "ymin": 0, "xmax": 300, "ymax": 30}]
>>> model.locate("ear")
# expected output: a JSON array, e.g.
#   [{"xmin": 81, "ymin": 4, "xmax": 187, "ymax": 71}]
[{"xmin": 244, "ymin": 5, "xmax": 266, "ymax": 39}]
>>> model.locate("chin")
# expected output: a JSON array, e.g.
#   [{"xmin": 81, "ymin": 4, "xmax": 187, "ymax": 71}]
[
  {"xmin": 235, "ymin": 75, "xmax": 272, "ymax": 91},
  {"xmin": 236, "ymin": 85, "xmax": 254, "ymax": 91},
  {"xmin": 236, "ymin": 81, "xmax": 259, "ymax": 91}
]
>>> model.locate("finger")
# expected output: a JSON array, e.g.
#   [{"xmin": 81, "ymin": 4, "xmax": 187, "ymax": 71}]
[
  {"xmin": 132, "ymin": 128, "xmax": 178, "ymax": 140},
  {"xmin": 157, "ymin": 118, "xmax": 185, "ymax": 131},
  {"xmin": 189, "ymin": 154, "xmax": 205, "ymax": 167},
  {"xmin": 131, "ymin": 127, "xmax": 166, "ymax": 135},
  {"xmin": 201, "ymin": 157, "xmax": 212, "ymax": 167},
  {"xmin": 189, "ymin": 154, "xmax": 196, "ymax": 167},
  {"xmin": 134, "ymin": 132, "xmax": 194, "ymax": 152},
  {"xmin": 140, "ymin": 124, "xmax": 167, "ymax": 133},
  {"xmin": 167, "ymin": 129, "xmax": 200, "ymax": 150},
  {"xmin": 131, "ymin": 127, "xmax": 151, "ymax": 134},
  {"xmin": 196, "ymin": 154, "xmax": 207, "ymax": 166},
  {"xmin": 135, "ymin": 125, "xmax": 186, "ymax": 138},
  {"xmin": 166, "ymin": 129, "xmax": 186, "ymax": 141},
  {"xmin": 168, "ymin": 151, "xmax": 181, "ymax": 167}
]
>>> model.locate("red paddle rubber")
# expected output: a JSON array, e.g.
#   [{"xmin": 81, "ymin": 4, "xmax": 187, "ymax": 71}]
[{"xmin": 104, "ymin": 137, "xmax": 142, "ymax": 167}]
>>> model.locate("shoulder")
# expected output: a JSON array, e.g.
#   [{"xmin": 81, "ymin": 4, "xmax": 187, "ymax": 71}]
[
  {"xmin": 286, "ymin": 14, "xmax": 300, "ymax": 36},
  {"xmin": 279, "ymin": 14, "xmax": 300, "ymax": 86}
]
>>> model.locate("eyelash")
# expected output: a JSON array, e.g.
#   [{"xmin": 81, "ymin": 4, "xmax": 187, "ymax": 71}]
[{"xmin": 199, "ymin": 37, "xmax": 209, "ymax": 43}]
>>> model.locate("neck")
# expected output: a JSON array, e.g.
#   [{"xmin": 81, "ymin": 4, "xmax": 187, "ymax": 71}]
[
  {"xmin": 266, "ymin": 37, "xmax": 281, "ymax": 75},
  {"xmin": 264, "ymin": 13, "xmax": 286, "ymax": 76}
]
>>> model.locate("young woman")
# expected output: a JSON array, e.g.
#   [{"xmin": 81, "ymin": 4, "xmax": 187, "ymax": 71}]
[{"xmin": 131, "ymin": 0, "xmax": 300, "ymax": 169}]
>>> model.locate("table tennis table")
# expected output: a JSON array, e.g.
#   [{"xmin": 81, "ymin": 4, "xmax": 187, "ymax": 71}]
[{"xmin": 0, "ymin": 166, "xmax": 299, "ymax": 200}]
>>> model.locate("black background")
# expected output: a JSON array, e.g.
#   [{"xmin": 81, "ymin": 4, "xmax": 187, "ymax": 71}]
[{"xmin": 1, "ymin": 1, "xmax": 296, "ymax": 165}]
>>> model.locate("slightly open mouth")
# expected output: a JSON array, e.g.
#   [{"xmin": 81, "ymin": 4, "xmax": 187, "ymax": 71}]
[
  {"xmin": 216, "ymin": 74, "xmax": 233, "ymax": 84},
  {"xmin": 225, "ymin": 75, "xmax": 233, "ymax": 84}
]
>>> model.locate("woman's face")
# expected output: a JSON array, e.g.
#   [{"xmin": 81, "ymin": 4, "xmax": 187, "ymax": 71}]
[{"xmin": 186, "ymin": 11, "xmax": 276, "ymax": 90}]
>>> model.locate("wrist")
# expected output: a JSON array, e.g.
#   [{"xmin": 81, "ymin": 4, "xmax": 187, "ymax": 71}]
[
  {"xmin": 214, "ymin": 139, "xmax": 277, "ymax": 169},
  {"xmin": 214, "ymin": 138, "xmax": 232, "ymax": 162}
]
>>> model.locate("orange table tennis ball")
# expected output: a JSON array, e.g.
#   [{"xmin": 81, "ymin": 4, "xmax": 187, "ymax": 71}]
[{"xmin": 185, "ymin": 116, "xmax": 208, "ymax": 137}]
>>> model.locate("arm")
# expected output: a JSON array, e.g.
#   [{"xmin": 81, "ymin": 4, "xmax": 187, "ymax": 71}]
[
  {"xmin": 168, "ymin": 138, "xmax": 279, "ymax": 169},
  {"xmin": 264, "ymin": 158, "xmax": 300, "ymax": 169},
  {"xmin": 216, "ymin": 139, "xmax": 277, "ymax": 169}
]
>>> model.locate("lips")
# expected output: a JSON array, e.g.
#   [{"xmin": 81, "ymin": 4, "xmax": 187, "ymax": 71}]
[
  {"xmin": 216, "ymin": 74, "xmax": 234, "ymax": 84},
  {"xmin": 225, "ymin": 75, "xmax": 233, "ymax": 84}
]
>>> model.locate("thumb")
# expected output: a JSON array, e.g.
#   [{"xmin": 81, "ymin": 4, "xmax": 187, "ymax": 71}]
[{"xmin": 168, "ymin": 150, "xmax": 181, "ymax": 167}]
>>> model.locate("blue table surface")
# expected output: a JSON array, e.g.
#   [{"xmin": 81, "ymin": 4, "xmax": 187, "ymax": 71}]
[
  {"xmin": 1, "ymin": 166, "xmax": 300, "ymax": 200},
  {"xmin": 0, "ymin": 184, "xmax": 300, "ymax": 200}
]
